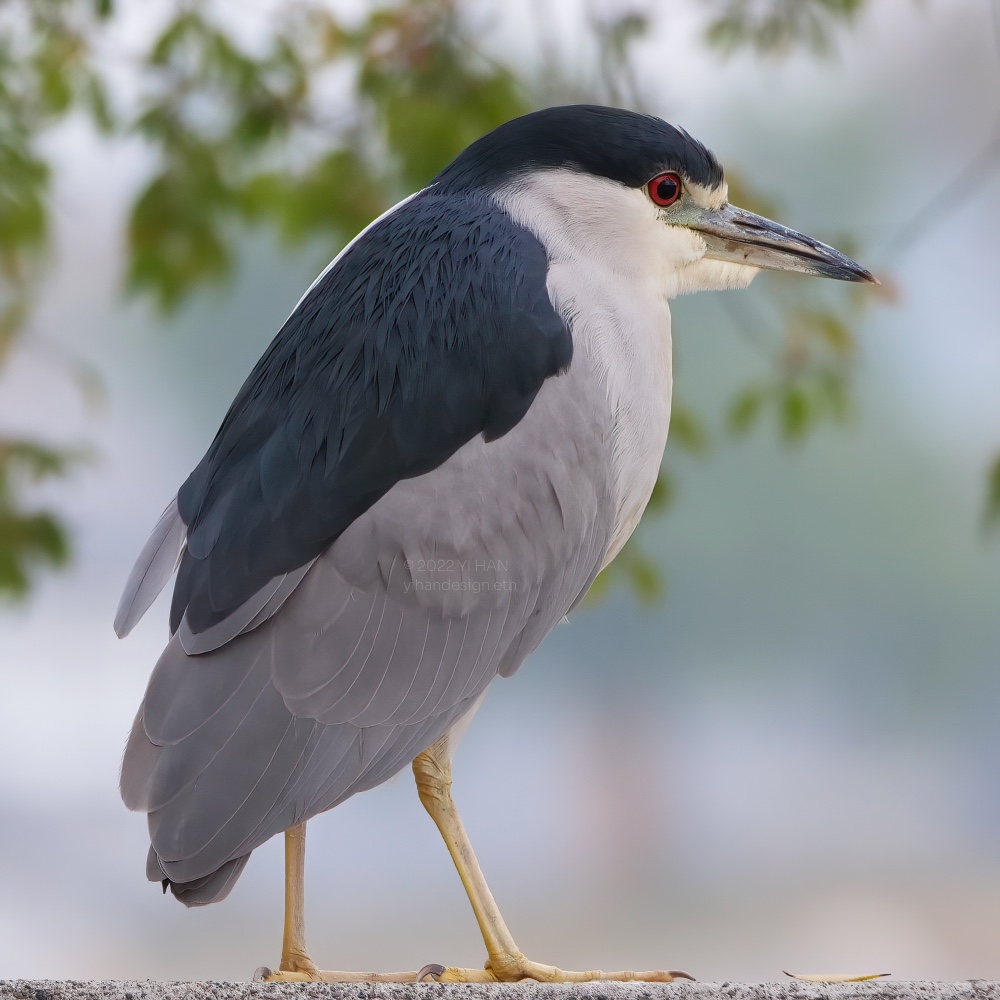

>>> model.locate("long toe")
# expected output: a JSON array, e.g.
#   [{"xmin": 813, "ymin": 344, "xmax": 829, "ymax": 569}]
[
  {"xmin": 260, "ymin": 967, "xmax": 423, "ymax": 983},
  {"xmin": 428, "ymin": 955, "xmax": 694, "ymax": 983}
]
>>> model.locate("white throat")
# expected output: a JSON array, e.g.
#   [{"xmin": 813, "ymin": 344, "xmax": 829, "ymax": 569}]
[{"xmin": 492, "ymin": 170, "xmax": 692, "ymax": 563}]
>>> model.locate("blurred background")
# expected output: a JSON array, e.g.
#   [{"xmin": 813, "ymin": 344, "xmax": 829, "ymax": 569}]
[{"xmin": 1, "ymin": 0, "xmax": 999, "ymax": 984}]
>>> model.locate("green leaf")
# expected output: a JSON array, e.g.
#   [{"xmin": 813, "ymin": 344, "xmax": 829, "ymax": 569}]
[
  {"xmin": 727, "ymin": 386, "xmax": 767, "ymax": 435},
  {"xmin": 779, "ymin": 383, "xmax": 811, "ymax": 441},
  {"xmin": 814, "ymin": 368, "xmax": 851, "ymax": 421},
  {"xmin": 586, "ymin": 531, "xmax": 666, "ymax": 607},
  {"xmin": 354, "ymin": 2, "xmax": 530, "ymax": 188},
  {"xmin": 0, "ymin": 438, "xmax": 82, "ymax": 599},
  {"xmin": 149, "ymin": 11, "xmax": 207, "ymax": 67},
  {"xmin": 0, "ymin": 299, "xmax": 31, "ymax": 365},
  {"xmin": 0, "ymin": 509, "xmax": 68, "ymax": 597},
  {"xmin": 985, "ymin": 454, "xmax": 1000, "ymax": 533},
  {"xmin": 646, "ymin": 472, "xmax": 673, "ymax": 513},
  {"xmin": 126, "ymin": 155, "xmax": 234, "ymax": 312},
  {"xmin": 0, "ymin": 138, "xmax": 50, "ymax": 266},
  {"xmin": 798, "ymin": 306, "xmax": 855, "ymax": 356},
  {"xmin": 245, "ymin": 149, "xmax": 386, "ymax": 243},
  {"xmin": 82, "ymin": 72, "xmax": 115, "ymax": 133},
  {"xmin": 0, "ymin": 440, "xmax": 76, "ymax": 481},
  {"xmin": 704, "ymin": 0, "xmax": 867, "ymax": 56},
  {"xmin": 669, "ymin": 401, "xmax": 710, "ymax": 454},
  {"xmin": 626, "ymin": 548, "xmax": 663, "ymax": 603}
]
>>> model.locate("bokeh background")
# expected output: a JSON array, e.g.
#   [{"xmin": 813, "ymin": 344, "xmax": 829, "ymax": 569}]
[{"xmin": 1, "ymin": 0, "xmax": 999, "ymax": 984}]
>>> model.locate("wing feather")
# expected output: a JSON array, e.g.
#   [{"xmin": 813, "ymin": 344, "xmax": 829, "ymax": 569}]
[
  {"xmin": 114, "ymin": 499, "xmax": 185, "ymax": 638},
  {"xmin": 144, "ymin": 648, "xmax": 274, "ymax": 814},
  {"xmin": 177, "ymin": 561, "xmax": 315, "ymax": 655}
]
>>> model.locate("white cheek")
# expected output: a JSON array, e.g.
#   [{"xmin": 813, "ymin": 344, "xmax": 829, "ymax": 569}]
[
  {"xmin": 650, "ymin": 227, "xmax": 757, "ymax": 298},
  {"xmin": 674, "ymin": 256, "xmax": 759, "ymax": 296},
  {"xmin": 647, "ymin": 227, "xmax": 703, "ymax": 297},
  {"xmin": 658, "ymin": 224, "xmax": 705, "ymax": 266}
]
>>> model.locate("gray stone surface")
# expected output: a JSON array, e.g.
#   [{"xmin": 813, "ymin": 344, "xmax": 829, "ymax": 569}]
[{"xmin": 1, "ymin": 983, "xmax": 998, "ymax": 1000}]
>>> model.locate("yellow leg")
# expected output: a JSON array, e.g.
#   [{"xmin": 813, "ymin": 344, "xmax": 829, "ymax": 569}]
[
  {"xmin": 412, "ymin": 739, "xmax": 693, "ymax": 983},
  {"xmin": 258, "ymin": 823, "xmax": 424, "ymax": 983},
  {"xmin": 279, "ymin": 824, "xmax": 319, "ymax": 976}
]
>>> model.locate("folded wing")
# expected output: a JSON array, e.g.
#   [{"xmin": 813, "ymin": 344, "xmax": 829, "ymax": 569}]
[
  {"xmin": 118, "ymin": 187, "xmax": 613, "ymax": 904},
  {"xmin": 123, "ymin": 366, "xmax": 613, "ymax": 903}
]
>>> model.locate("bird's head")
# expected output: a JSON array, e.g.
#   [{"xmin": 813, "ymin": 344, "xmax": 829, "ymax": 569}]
[{"xmin": 436, "ymin": 105, "xmax": 875, "ymax": 298}]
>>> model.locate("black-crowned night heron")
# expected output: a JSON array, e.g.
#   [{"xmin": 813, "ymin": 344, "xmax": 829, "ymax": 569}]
[{"xmin": 115, "ymin": 105, "xmax": 875, "ymax": 983}]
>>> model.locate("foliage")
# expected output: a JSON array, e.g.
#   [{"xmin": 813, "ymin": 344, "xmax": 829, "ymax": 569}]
[
  {"xmin": 0, "ymin": 0, "xmax": 953, "ymax": 606},
  {"xmin": 0, "ymin": 0, "xmax": 111, "ymax": 598},
  {"xmin": 986, "ymin": 455, "xmax": 1000, "ymax": 533},
  {"xmin": 128, "ymin": 0, "xmax": 529, "ymax": 310},
  {"xmin": 704, "ymin": 0, "xmax": 866, "ymax": 55},
  {"xmin": 723, "ymin": 297, "xmax": 859, "ymax": 442},
  {"xmin": 0, "ymin": 440, "xmax": 76, "ymax": 596}
]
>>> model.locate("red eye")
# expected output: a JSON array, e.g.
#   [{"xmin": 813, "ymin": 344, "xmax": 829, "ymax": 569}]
[{"xmin": 648, "ymin": 172, "xmax": 682, "ymax": 207}]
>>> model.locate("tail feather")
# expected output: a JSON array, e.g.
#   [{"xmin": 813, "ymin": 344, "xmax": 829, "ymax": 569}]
[{"xmin": 147, "ymin": 847, "xmax": 250, "ymax": 907}]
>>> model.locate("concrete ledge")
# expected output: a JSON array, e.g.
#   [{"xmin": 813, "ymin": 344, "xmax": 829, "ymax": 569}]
[{"xmin": 1, "ymin": 983, "xmax": 997, "ymax": 1000}]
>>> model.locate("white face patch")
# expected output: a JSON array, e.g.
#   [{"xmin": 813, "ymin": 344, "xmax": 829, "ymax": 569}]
[
  {"xmin": 686, "ymin": 178, "xmax": 729, "ymax": 211},
  {"xmin": 493, "ymin": 168, "xmax": 755, "ymax": 300}
]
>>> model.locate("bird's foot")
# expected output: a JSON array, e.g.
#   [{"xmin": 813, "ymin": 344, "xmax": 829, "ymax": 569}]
[
  {"xmin": 254, "ymin": 953, "xmax": 694, "ymax": 984},
  {"xmin": 255, "ymin": 966, "xmax": 422, "ymax": 983},
  {"xmin": 426, "ymin": 951, "xmax": 695, "ymax": 983},
  {"xmin": 256, "ymin": 947, "xmax": 424, "ymax": 982}
]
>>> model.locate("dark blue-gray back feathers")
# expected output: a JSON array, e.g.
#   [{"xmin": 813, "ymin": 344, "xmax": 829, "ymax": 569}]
[{"xmin": 170, "ymin": 191, "xmax": 570, "ymax": 638}]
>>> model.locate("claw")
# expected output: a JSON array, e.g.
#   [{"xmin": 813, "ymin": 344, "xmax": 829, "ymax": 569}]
[{"xmin": 417, "ymin": 964, "xmax": 447, "ymax": 982}]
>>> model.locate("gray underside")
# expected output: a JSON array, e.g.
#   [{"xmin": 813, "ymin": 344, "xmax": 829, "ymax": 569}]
[{"xmin": 121, "ymin": 350, "xmax": 615, "ymax": 904}]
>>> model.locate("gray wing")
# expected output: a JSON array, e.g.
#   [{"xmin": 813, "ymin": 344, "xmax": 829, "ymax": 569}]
[{"xmin": 121, "ymin": 359, "xmax": 614, "ymax": 905}]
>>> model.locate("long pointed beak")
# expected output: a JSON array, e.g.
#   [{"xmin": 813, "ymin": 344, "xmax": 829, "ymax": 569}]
[{"xmin": 687, "ymin": 203, "xmax": 876, "ymax": 283}]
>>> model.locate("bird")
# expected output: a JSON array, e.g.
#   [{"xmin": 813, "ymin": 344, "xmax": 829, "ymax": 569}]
[{"xmin": 115, "ymin": 104, "xmax": 875, "ymax": 983}]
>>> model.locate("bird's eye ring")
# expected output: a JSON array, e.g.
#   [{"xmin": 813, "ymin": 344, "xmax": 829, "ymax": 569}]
[{"xmin": 648, "ymin": 172, "xmax": 682, "ymax": 207}]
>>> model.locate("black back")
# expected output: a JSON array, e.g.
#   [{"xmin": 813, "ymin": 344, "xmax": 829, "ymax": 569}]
[{"xmin": 172, "ymin": 189, "xmax": 570, "ymax": 635}]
